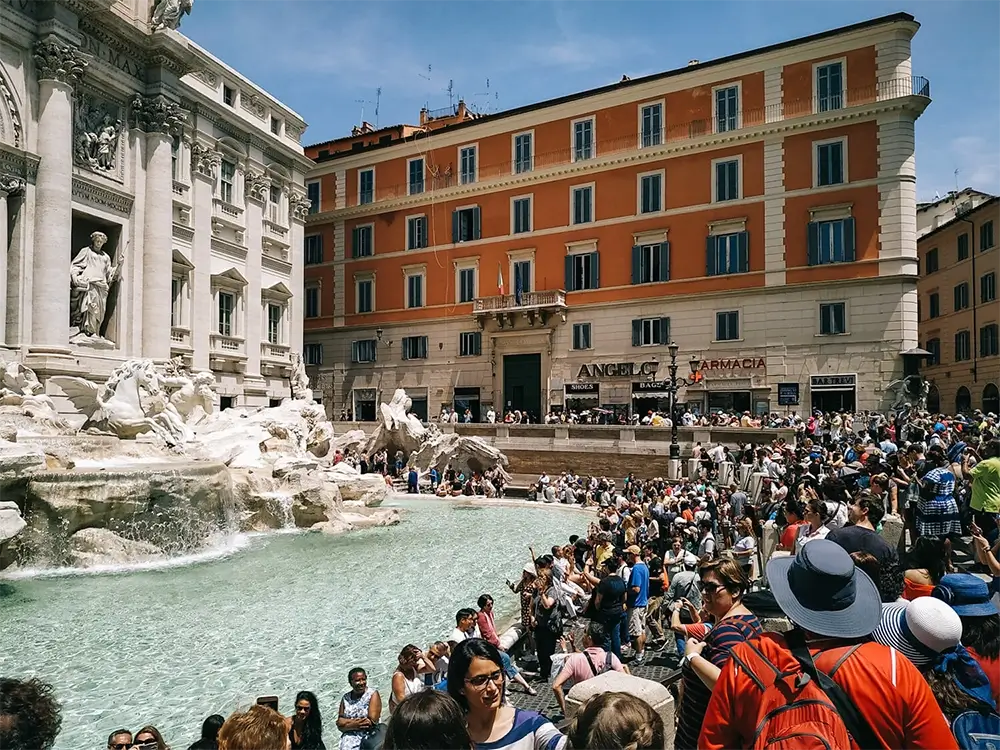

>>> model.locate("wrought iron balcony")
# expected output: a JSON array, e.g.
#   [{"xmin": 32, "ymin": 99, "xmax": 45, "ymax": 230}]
[{"xmin": 472, "ymin": 290, "xmax": 567, "ymax": 329}]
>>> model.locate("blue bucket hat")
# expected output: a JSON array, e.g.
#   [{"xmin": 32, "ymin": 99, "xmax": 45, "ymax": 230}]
[
  {"xmin": 932, "ymin": 573, "xmax": 1000, "ymax": 617},
  {"xmin": 766, "ymin": 539, "xmax": 881, "ymax": 638}
]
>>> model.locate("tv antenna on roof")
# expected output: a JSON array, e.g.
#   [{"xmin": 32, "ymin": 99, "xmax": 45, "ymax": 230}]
[
  {"xmin": 446, "ymin": 79, "xmax": 454, "ymax": 109},
  {"xmin": 418, "ymin": 64, "xmax": 431, "ymax": 81},
  {"xmin": 354, "ymin": 87, "xmax": 382, "ymax": 128},
  {"xmin": 472, "ymin": 77, "xmax": 499, "ymax": 115}
]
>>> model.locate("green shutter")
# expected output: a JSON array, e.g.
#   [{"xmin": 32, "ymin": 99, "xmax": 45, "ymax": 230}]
[
  {"xmin": 631, "ymin": 319, "xmax": 641, "ymax": 347},
  {"xmin": 706, "ymin": 236, "xmax": 717, "ymax": 276},
  {"xmin": 807, "ymin": 222, "xmax": 820, "ymax": 266},
  {"xmin": 451, "ymin": 210, "xmax": 459, "ymax": 243},
  {"xmin": 658, "ymin": 317, "xmax": 670, "ymax": 345},
  {"xmin": 737, "ymin": 231, "xmax": 749, "ymax": 273},
  {"xmin": 472, "ymin": 207, "xmax": 481, "ymax": 240},
  {"xmin": 420, "ymin": 336, "xmax": 428, "ymax": 358},
  {"xmin": 572, "ymin": 325, "xmax": 580, "ymax": 350},
  {"xmin": 351, "ymin": 227, "xmax": 359, "ymax": 259},
  {"xmin": 590, "ymin": 251, "xmax": 600, "ymax": 289},
  {"xmin": 843, "ymin": 217, "xmax": 856, "ymax": 262},
  {"xmin": 564, "ymin": 255, "xmax": 574, "ymax": 292},
  {"xmin": 659, "ymin": 242, "xmax": 670, "ymax": 282},
  {"xmin": 631, "ymin": 245, "xmax": 641, "ymax": 284}
]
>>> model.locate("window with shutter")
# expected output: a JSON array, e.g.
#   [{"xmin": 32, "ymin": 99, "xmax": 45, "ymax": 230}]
[{"xmin": 808, "ymin": 218, "xmax": 854, "ymax": 265}]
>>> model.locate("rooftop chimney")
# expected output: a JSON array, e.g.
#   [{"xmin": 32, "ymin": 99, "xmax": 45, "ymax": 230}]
[{"xmin": 688, "ymin": 59, "xmax": 700, "ymax": 66}]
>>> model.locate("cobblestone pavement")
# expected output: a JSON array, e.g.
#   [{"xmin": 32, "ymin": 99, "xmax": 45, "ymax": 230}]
[{"xmin": 507, "ymin": 647, "xmax": 681, "ymax": 720}]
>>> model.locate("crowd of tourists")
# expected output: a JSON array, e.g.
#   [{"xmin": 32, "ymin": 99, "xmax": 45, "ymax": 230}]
[{"xmin": 3, "ymin": 406, "xmax": 1000, "ymax": 750}]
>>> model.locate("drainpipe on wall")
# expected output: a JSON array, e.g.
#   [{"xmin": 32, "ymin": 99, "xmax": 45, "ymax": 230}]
[{"xmin": 956, "ymin": 212, "xmax": 978, "ymax": 384}]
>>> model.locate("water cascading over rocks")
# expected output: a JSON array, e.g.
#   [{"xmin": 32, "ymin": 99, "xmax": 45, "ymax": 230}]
[{"xmin": 0, "ymin": 356, "xmax": 401, "ymax": 571}]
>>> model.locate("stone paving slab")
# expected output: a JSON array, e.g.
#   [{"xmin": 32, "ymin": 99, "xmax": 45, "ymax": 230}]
[{"xmin": 508, "ymin": 648, "xmax": 681, "ymax": 720}]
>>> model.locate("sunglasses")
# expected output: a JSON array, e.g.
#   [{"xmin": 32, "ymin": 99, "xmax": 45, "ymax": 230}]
[
  {"xmin": 465, "ymin": 669, "xmax": 504, "ymax": 689},
  {"xmin": 133, "ymin": 742, "xmax": 157, "ymax": 750},
  {"xmin": 295, "ymin": 704, "xmax": 311, "ymax": 713},
  {"xmin": 109, "ymin": 745, "xmax": 130, "ymax": 750},
  {"xmin": 701, "ymin": 581, "xmax": 726, "ymax": 595}
]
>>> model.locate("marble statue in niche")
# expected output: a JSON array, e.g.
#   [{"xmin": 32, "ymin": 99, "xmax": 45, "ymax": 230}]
[
  {"xmin": 150, "ymin": 0, "xmax": 194, "ymax": 31},
  {"xmin": 74, "ymin": 94, "xmax": 122, "ymax": 176},
  {"xmin": 70, "ymin": 231, "xmax": 123, "ymax": 348}
]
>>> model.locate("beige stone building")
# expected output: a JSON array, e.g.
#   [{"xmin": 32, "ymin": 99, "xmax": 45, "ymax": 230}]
[
  {"xmin": 917, "ymin": 195, "xmax": 1000, "ymax": 415},
  {"xmin": 1, "ymin": 0, "xmax": 313, "ymax": 407},
  {"xmin": 303, "ymin": 13, "xmax": 930, "ymax": 420}
]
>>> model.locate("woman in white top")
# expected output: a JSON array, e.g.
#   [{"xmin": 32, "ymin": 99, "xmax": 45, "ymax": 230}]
[
  {"xmin": 390, "ymin": 644, "xmax": 430, "ymax": 714},
  {"xmin": 731, "ymin": 518, "xmax": 757, "ymax": 576},
  {"xmin": 795, "ymin": 496, "xmax": 832, "ymax": 554}
]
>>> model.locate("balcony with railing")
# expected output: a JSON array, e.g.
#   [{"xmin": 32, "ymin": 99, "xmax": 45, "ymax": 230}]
[
  {"xmin": 326, "ymin": 76, "xmax": 930, "ymax": 211},
  {"xmin": 473, "ymin": 289, "xmax": 567, "ymax": 329},
  {"xmin": 261, "ymin": 341, "xmax": 291, "ymax": 362},
  {"xmin": 209, "ymin": 333, "xmax": 246, "ymax": 364},
  {"xmin": 212, "ymin": 198, "xmax": 244, "ymax": 229},
  {"xmin": 170, "ymin": 326, "xmax": 192, "ymax": 350}
]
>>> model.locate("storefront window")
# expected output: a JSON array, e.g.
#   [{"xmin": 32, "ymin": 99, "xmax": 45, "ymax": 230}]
[
  {"xmin": 708, "ymin": 391, "xmax": 751, "ymax": 414},
  {"xmin": 353, "ymin": 389, "xmax": 377, "ymax": 421},
  {"xmin": 453, "ymin": 387, "xmax": 481, "ymax": 422}
]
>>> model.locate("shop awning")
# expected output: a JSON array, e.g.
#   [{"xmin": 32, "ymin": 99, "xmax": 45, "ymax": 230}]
[
  {"xmin": 632, "ymin": 391, "xmax": 671, "ymax": 399},
  {"xmin": 565, "ymin": 383, "xmax": 600, "ymax": 399}
]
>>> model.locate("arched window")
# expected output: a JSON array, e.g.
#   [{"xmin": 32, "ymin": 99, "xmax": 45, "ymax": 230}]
[
  {"xmin": 926, "ymin": 384, "xmax": 940, "ymax": 414},
  {"xmin": 983, "ymin": 383, "xmax": 1000, "ymax": 415},
  {"xmin": 956, "ymin": 386, "xmax": 972, "ymax": 414}
]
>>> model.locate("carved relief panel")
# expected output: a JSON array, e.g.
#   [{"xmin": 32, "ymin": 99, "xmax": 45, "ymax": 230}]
[{"xmin": 73, "ymin": 90, "xmax": 125, "ymax": 182}]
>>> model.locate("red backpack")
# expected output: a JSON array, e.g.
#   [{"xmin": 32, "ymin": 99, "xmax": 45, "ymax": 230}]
[{"xmin": 730, "ymin": 633, "xmax": 879, "ymax": 750}]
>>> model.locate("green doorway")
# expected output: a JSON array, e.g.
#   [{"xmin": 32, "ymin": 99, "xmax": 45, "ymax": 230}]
[{"xmin": 503, "ymin": 353, "xmax": 542, "ymax": 421}]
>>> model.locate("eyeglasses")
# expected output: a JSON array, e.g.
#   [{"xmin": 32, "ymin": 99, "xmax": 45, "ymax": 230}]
[
  {"xmin": 465, "ymin": 670, "xmax": 504, "ymax": 689},
  {"xmin": 295, "ymin": 704, "xmax": 311, "ymax": 713}
]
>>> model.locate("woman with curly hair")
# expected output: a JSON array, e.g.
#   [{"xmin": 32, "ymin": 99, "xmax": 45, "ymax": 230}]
[
  {"xmin": 0, "ymin": 677, "xmax": 62, "ymax": 750},
  {"xmin": 567, "ymin": 692, "xmax": 663, "ymax": 750}
]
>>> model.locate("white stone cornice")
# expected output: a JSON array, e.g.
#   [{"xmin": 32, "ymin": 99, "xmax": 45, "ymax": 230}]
[
  {"xmin": 71, "ymin": 174, "xmax": 133, "ymax": 215},
  {"xmin": 311, "ymin": 96, "xmax": 927, "ymax": 223}
]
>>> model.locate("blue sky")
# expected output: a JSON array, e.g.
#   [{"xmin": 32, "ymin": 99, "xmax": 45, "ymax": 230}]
[{"xmin": 182, "ymin": 0, "xmax": 1000, "ymax": 201}]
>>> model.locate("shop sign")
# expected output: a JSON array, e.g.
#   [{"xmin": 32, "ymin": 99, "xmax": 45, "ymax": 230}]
[
  {"xmin": 565, "ymin": 382, "xmax": 600, "ymax": 395},
  {"xmin": 577, "ymin": 360, "xmax": 658, "ymax": 379},
  {"xmin": 632, "ymin": 380, "xmax": 671, "ymax": 394},
  {"xmin": 777, "ymin": 382, "xmax": 800, "ymax": 405},
  {"xmin": 810, "ymin": 374, "xmax": 857, "ymax": 389},
  {"xmin": 697, "ymin": 357, "xmax": 766, "ymax": 372}
]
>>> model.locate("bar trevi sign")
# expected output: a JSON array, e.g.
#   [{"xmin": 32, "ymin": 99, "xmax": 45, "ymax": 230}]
[{"xmin": 577, "ymin": 360, "xmax": 658, "ymax": 379}]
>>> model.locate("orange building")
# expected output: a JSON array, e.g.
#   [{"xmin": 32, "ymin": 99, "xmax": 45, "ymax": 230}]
[{"xmin": 302, "ymin": 13, "xmax": 930, "ymax": 422}]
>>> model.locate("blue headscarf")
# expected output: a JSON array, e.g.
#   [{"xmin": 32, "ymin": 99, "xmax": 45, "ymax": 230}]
[
  {"xmin": 947, "ymin": 441, "xmax": 967, "ymax": 465},
  {"xmin": 933, "ymin": 644, "xmax": 996, "ymax": 710}
]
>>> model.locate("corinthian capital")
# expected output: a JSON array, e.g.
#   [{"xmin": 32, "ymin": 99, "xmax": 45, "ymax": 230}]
[
  {"xmin": 0, "ymin": 173, "xmax": 26, "ymax": 197},
  {"xmin": 129, "ymin": 94, "xmax": 186, "ymax": 134},
  {"xmin": 288, "ymin": 191, "xmax": 312, "ymax": 221},
  {"xmin": 33, "ymin": 38, "xmax": 87, "ymax": 85}
]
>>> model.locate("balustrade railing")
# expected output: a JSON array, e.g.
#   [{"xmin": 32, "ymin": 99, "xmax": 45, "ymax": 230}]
[{"xmin": 473, "ymin": 289, "xmax": 566, "ymax": 312}]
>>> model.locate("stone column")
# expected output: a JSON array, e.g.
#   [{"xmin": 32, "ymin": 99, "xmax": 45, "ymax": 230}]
[
  {"xmin": 30, "ymin": 38, "xmax": 86, "ymax": 353},
  {"xmin": 131, "ymin": 94, "xmax": 185, "ymax": 360},
  {"xmin": 0, "ymin": 176, "xmax": 25, "ymax": 346}
]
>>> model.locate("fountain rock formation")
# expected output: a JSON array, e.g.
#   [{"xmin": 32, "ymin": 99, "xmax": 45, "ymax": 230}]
[
  {"xmin": 366, "ymin": 388, "xmax": 509, "ymax": 478},
  {"xmin": 0, "ymin": 357, "xmax": 398, "ymax": 572},
  {"xmin": 0, "ymin": 501, "xmax": 26, "ymax": 547}
]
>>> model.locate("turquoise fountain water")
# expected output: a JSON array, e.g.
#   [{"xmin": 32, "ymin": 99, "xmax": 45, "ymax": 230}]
[{"xmin": 0, "ymin": 497, "xmax": 587, "ymax": 749}]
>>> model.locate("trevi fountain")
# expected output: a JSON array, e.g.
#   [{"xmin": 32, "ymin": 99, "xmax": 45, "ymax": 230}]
[{"xmin": 0, "ymin": 354, "xmax": 589, "ymax": 749}]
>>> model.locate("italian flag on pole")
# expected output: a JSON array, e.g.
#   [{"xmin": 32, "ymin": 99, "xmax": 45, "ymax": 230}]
[{"xmin": 497, "ymin": 262, "xmax": 505, "ymax": 295}]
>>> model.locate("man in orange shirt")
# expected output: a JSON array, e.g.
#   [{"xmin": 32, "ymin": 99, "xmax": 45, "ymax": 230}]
[{"xmin": 700, "ymin": 540, "xmax": 958, "ymax": 750}]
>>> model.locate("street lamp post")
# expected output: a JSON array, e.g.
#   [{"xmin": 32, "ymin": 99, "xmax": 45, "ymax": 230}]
[
  {"xmin": 375, "ymin": 327, "xmax": 392, "ymax": 404},
  {"xmin": 665, "ymin": 342, "xmax": 701, "ymax": 459}
]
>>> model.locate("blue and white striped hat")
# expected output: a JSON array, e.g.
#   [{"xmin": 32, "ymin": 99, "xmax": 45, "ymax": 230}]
[{"xmin": 872, "ymin": 598, "xmax": 962, "ymax": 668}]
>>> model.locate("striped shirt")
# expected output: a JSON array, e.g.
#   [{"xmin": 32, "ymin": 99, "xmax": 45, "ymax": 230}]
[
  {"xmin": 475, "ymin": 709, "xmax": 565, "ymax": 750},
  {"xmin": 674, "ymin": 614, "xmax": 762, "ymax": 750}
]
